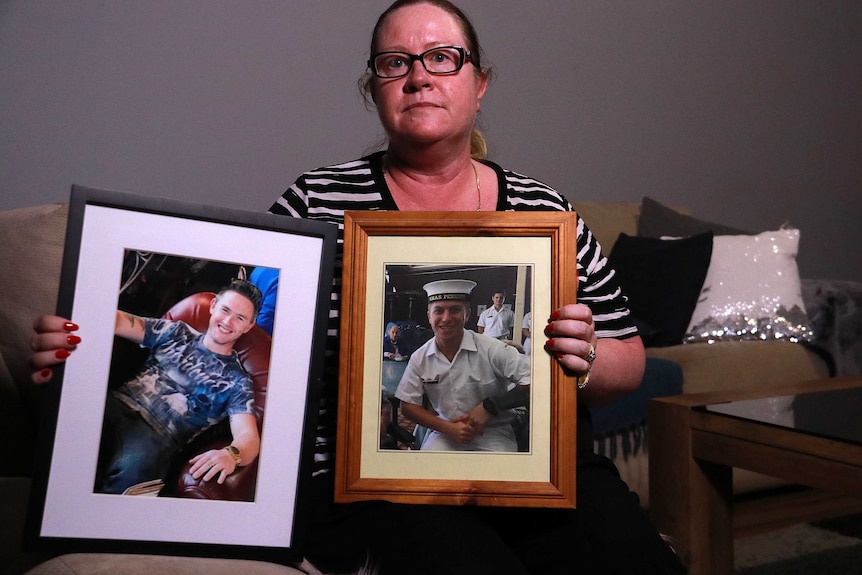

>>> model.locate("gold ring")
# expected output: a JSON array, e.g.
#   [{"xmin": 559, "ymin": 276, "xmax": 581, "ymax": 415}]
[{"xmin": 586, "ymin": 343, "xmax": 596, "ymax": 364}]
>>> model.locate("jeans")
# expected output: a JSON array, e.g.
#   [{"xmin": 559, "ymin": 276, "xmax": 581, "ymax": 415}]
[{"xmin": 95, "ymin": 395, "xmax": 176, "ymax": 494}]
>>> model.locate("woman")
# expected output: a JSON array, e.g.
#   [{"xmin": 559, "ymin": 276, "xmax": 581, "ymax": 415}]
[{"xmin": 32, "ymin": 2, "xmax": 684, "ymax": 573}]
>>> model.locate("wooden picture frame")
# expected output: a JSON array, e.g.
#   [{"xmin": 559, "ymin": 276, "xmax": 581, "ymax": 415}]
[
  {"xmin": 26, "ymin": 185, "xmax": 337, "ymax": 562},
  {"xmin": 336, "ymin": 211, "xmax": 579, "ymax": 508}
]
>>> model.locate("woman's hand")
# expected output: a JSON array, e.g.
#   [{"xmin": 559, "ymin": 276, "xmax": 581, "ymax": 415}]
[
  {"xmin": 543, "ymin": 304, "xmax": 597, "ymax": 377},
  {"xmin": 30, "ymin": 315, "xmax": 80, "ymax": 384},
  {"xmin": 545, "ymin": 304, "xmax": 646, "ymax": 406}
]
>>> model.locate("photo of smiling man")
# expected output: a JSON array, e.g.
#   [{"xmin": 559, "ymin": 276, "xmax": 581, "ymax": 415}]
[
  {"xmin": 394, "ymin": 279, "xmax": 530, "ymax": 452},
  {"xmin": 94, "ymin": 278, "xmax": 263, "ymax": 495}
]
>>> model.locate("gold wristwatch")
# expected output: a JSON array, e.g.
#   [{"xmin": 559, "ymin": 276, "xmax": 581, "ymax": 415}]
[{"xmin": 224, "ymin": 445, "xmax": 242, "ymax": 466}]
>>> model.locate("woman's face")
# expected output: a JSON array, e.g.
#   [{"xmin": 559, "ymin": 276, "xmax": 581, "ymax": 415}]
[{"xmin": 370, "ymin": 3, "xmax": 487, "ymax": 150}]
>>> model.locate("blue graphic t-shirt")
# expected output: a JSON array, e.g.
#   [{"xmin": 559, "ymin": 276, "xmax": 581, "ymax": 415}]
[{"xmin": 113, "ymin": 318, "xmax": 254, "ymax": 446}]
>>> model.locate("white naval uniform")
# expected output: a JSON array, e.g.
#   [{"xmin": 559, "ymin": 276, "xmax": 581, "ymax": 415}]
[
  {"xmin": 395, "ymin": 330, "xmax": 530, "ymax": 452},
  {"xmin": 477, "ymin": 305, "xmax": 515, "ymax": 339},
  {"xmin": 522, "ymin": 311, "xmax": 532, "ymax": 356}
]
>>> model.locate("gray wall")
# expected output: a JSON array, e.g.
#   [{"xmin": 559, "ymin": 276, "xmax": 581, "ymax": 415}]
[{"xmin": 2, "ymin": 1, "xmax": 860, "ymax": 282}]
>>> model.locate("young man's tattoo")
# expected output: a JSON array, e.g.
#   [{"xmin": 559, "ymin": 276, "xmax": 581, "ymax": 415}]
[{"xmin": 122, "ymin": 312, "xmax": 143, "ymax": 331}]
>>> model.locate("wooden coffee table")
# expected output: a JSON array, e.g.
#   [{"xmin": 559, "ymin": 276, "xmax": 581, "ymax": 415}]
[{"xmin": 648, "ymin": 376, "xmax": 862, "ymax": 574}]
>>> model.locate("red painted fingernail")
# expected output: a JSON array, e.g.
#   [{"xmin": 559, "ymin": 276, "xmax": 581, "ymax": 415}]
[
  {"xmin": 545, "ymin": 338, "xmax": 556, "ymax": 347},
  {"xmin": 63, "ymin": 322, "xmax": 79, "ymax": 332},
  {"xmin": 549, "ymin": 310, "xmax": 560, "ymax": 321},
  {"xmin": 55, "ymin": 349, "xmax": 71, "ymax": 359},
  {"xmin": 67, "ymin": 335, "xmax": 81, "ymax": 345},
  {"xmin": 544, "ymin": 323, "xmax": 554, "ymax": 336},
  {"xmin": 40, "ymin": 368, "xmax": 53, "ymax": 379}
]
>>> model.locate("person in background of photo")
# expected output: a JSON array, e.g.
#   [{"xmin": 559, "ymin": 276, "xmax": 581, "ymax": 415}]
[
  {"xmin": 476, "ymin": 289, "xmax": 515, "ymax": 340},
  {"xmin": 382, "ymin": 322, "xmax": 408, "ymax": 361},
  {"xmin": 522, "ymin": 310, "xmax": 532, "ymax": 356},
  {"xmin": 95, "ymin": 279, "xmax": 263, "ymax": 495},
  {"xmin": 395, "ymin": 279, "xmax": 529, "ymax": 451},
  {"xmin": 249, "ymin": 266, "xmax": 278, "ymax": 337}
]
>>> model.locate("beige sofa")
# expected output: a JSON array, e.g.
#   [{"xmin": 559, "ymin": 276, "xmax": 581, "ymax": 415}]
[
  {"xmin": 571, "ymin": 201, "xmax": 832, "ymax": 509},
  {"xmin": 0, "ymin": 200, "xmax": 837, "ymax": 574}
]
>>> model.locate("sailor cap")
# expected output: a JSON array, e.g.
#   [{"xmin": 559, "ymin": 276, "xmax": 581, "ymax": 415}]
[{"xmin": 423, "ymin": 279, "xmax": 477, "ymax": 302}]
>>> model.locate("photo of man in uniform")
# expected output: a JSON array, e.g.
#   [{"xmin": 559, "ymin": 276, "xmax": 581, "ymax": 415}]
[
  {"xmin": 394, "ymin": 279, "xmax": 530, "ymax": 452},
  {"xmin": 477, "ymin": 289, "xmax": 515, "ymax": 340}
]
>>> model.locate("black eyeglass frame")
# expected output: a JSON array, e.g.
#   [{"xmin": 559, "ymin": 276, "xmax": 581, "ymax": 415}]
[{"xmin": 367, "ymin": 45, "xmax": 474, "ymax": 79}]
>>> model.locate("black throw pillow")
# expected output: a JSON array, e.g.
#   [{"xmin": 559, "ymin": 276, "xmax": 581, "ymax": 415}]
[
  {"xmin": 607, "ymin": 232, "xmax": 713, "ymax": 347},
  {"xmin": 637, "ymin": 196, "xmax": 745, "ymax": 238}
]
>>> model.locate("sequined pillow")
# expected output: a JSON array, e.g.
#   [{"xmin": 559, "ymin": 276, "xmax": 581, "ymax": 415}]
[{"xmin": 684, "ymin": 228, "xmax": 814, "ymax": 344}]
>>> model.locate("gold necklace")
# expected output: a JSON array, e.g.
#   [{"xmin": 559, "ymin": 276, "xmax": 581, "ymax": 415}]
[
  {"xmin": 383, "ymin": 156, "xmax": 482, "ymax": 211},
  {"xmin": 471, "ymin": 161, "xmax": 482, "ymax": 211}
]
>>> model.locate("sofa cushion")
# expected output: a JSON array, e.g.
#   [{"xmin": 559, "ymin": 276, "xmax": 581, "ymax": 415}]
[
  {"xmin": 802, "ymin": 278, "xmax": 862, "ymax": 376},
  {"xmin": 591, "ymin": 358, "xmax": 683, "ymax": 447},
  {"xmin": 0, "ymin": 203, "xmax": 68, "ymax": 475},
  {"xmin": 0, "ymin": 354, "xmax": 36, "ymax": 476},
  {"xmin": 637, "ymin": 196, "xmax": 746, "ymax": 238},
  {"xmin": 645, "ymin": 340, "xmax": 829, "ymax": 394},
  {"xmin": 608, "ymin": 232, "xmax": 712, "ymax": 347},
  {"xmin": 569, "ymin": 201, "xmax": 640, "ymax": 252},
  {"xmin": 24, "ymin": 553, "xmax": 307, "ymax": 575},
  {"xmin": 0, "ymin": 478, "xmax": 55, "ymax": 574}
]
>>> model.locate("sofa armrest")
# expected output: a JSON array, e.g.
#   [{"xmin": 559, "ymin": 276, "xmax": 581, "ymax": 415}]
[
  {"xmin": 170, "ymin": 438, "xmax": 260, "ymax": 502},
  {"xmin": 0, "ymin": 203, "xmax": 68, "ymax": 477},
  {"xmin": 801, "ymin": 278, "xmax": 862, "ymax": 376},
  {"xmin": 646, "ymin": 340, "xmax": 830, "ymax": 395}
]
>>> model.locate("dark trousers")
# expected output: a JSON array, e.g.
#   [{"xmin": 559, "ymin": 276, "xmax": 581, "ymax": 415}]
[
  {"xmin": 95, "ymin": 395, "xmax": 175, "ymax": 494},
  {"xmin": 303, "ymin": 416, "xmax": 686, "ymax": 574}
]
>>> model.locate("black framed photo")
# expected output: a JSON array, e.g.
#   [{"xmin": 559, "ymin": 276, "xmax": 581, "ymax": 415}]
[{"xmin": 26, "ymin": 185, "xmax": 336, "ymax": 562}]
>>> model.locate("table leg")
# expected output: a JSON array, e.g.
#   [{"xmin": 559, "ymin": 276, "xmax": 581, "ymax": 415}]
[{"xmin": 649, "ymin": 400, "xmax": 734, "ymax": 574}]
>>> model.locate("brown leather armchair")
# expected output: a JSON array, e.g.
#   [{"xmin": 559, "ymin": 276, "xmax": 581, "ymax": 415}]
[{"xmin": 159, "ymin": 291, "xmax": 272, "ymax": 501}]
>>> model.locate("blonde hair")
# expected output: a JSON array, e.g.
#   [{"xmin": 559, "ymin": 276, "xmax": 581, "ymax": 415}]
[{"xmin": 470, "ymin": 128, "xmax": 488, "ymax": 160}]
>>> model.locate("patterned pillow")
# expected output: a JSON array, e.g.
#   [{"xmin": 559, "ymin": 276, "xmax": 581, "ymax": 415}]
[{"xmin": 684, "ymin": 228, "xmax": 814, "ymax": 344}]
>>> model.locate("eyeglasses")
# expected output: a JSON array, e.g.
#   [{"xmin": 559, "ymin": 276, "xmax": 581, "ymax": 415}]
[{"xmin": 368, "ymin": 45, "xmax": 473, "ymax": 79}]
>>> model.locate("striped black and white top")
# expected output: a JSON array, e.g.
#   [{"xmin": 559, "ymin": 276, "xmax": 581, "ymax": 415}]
[{"xmin": 269, "ymin": 151, "xmax": 636, "ymax": 477}]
